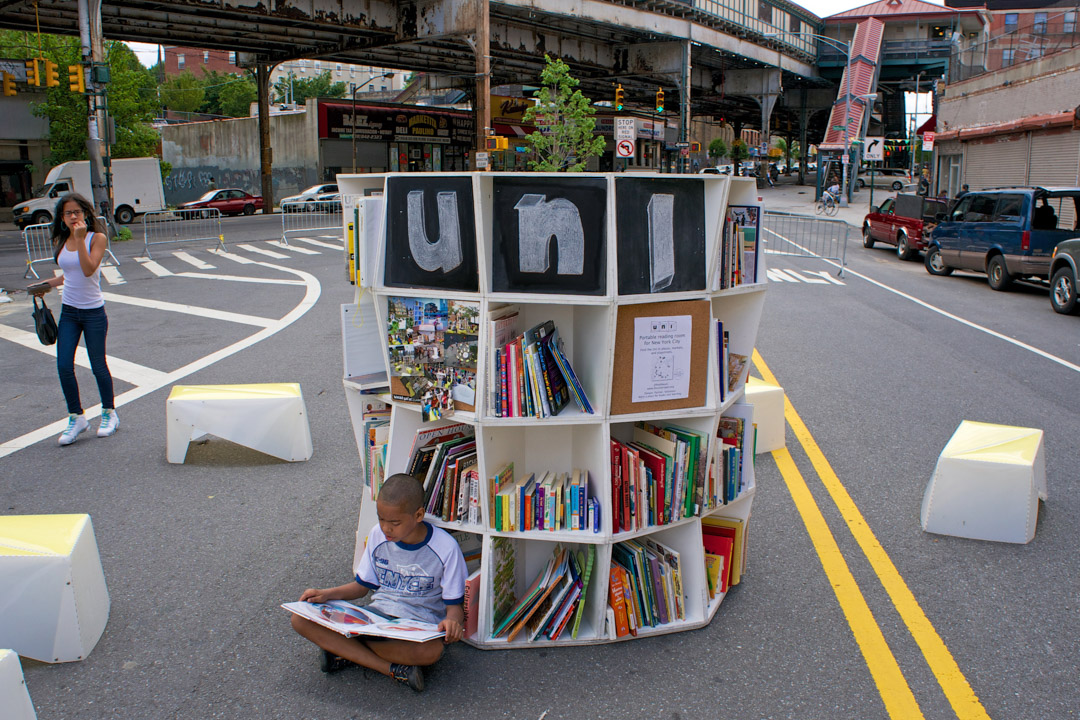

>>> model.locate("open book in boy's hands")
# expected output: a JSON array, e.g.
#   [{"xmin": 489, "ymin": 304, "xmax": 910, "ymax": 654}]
[{"xmin": 281, "ymin": 600, "xmax": 446, "ymax": 643}]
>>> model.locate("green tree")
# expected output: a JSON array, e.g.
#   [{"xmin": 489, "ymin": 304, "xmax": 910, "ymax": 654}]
[
  {"xmin": 274, "ymin": 70, "xmax": 346, "ymax": 104},
  {"xmin": 160, "ymin": 70, "xmax": 205, "ymax": 114},
  {"xmin": 708, "ymin": 138, "xmax": 728, "ymax": 164},
  {"xmin": 0, "ymin": 31, "xmax": 159, "ymax": 165},
  {"xmin": 217, "ymin": 74, "xmax": 258, "ymax": 117},
  {"xmin": 521, "ymin": 55, "xmax": 605, "ymax": 172},
  {"xmin": 729, "ymin": 139, "xmax": 750, "ymax": 176}
]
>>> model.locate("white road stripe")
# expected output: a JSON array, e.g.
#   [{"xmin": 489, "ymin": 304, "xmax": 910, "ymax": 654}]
[
  {"xmin": 295, "ymin": 237, "xmax": 344, "ymax": 250},
  {"xmin": 207, "ymin": 248, "xmax": 256, "ymax": 264},
  {"xmin": 0, "ymin": 261, "xmax": 321, "ymax": 458},
  {"xmin": 785, "ymin": 269, "xmax": 829, "ymax": 284},
  {"xmin": 101, "ymin": 291, "xmax": 274, "ymax": 327},
  {"xmin": 173, "ymin": 251, "xmax": 215, "ymax": 269},
  {"xmin": 135, "ymin": 257, "xmax": 174, "ymax": 277},
  {"xmin": 806, "ymin": 270, "xmax": 846, "ymax": 285},
  {"xmin": 0, "ymin": 323, "xmax": 168, "ymax": 385},
  {"xmin": 237, "ymin": 243, "xmax": 290, "ymax": 259},
  {"xmin": 764, "ymin": 227, "xmax": 1080, "ymax": 375},
  {"xmin": 173, "ymin": 272, "xmax": 305, "ymax": 286},
  {"xmin": 100, "ymin": 266, "xmax": 126, "ymax": 285},
  {"xmin": 767, "ymin": 268, "xmax": 799, "ymax": 282},
  {"xmin": 266, "ymin": 240, "xmax": 320, "ymax": 255}
]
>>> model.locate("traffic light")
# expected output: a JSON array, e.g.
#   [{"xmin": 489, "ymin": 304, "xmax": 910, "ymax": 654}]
[
  {"xmin": 25, "ymin": 58, "xmax": 39, "ymax": 86},
  {"xmin": 484, "ymin": 136, "xmax": 508, "ymax": 151},
  {"xmin": 44, "ymin": 58, "xmax": 59, "ymax": 88},
  {"xmin": 2, "ymin": 72, "xmax": 15, "ymax": 96},
  {"xmin": 68, "ymin": 64, "xmax": 85, "ymax": 93},
  {"xmin": 615, "ymin": 84, "xmax": 624, "ymax": 112},
  {"xmin": 691, "ymin": 141, "xmax": 701, "ymax": 153},
  {"xmin": 655, "ymin": 87, "xmax": 664, "ymax": 114}
]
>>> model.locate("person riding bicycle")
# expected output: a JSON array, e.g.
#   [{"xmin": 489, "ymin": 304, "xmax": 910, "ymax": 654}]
[{"xmin": 824, "ymin": 178, "xmax": 841, "ymax": 204}]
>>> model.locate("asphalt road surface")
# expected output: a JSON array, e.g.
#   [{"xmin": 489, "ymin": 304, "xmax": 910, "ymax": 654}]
[{"xmin": 1, "ymin": 208, "xmax": 1077, "ymax": 720}]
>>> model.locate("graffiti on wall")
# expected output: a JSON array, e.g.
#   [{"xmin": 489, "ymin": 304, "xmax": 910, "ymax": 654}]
[{"xmin": 164, "ymin": 166, "xmax": 315, "ymax": 206}]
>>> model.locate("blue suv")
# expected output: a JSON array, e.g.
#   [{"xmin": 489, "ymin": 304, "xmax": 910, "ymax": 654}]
[{"xmin": 924, "ymin": 187, "xmax": 1080, "ymax": 290}]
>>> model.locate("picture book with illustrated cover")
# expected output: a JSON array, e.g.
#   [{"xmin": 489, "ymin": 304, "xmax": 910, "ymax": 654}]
[{"xmin": 281, "ymin": 600, "xmax": 445, "ymax": 643}]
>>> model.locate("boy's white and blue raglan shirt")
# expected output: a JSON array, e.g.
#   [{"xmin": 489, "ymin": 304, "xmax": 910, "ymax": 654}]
[{"xmin": 355, "ymin": 522, "xmax": 466, "ymax": 625}]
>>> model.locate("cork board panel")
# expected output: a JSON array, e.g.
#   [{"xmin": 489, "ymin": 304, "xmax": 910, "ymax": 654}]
[{"xmin": 610, "ymin": 299, "xmax": 711, "ymax": 416}]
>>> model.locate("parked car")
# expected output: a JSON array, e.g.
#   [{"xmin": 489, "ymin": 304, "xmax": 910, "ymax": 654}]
[
  {"xmin": 1049, "ymin": 238, "xmax": 1080, "ymax": 314},
  {"xmin": 924, "ymin": 186, "xmax": 1080, "ymax": 290},
  {"xmin": 699, "ymin": 165, "xmax": 733, "ymax": 175},
  {"xmin": 863, "ymin": 194, "xmax": 950, "ymax": 260},
  {"xmin": 856, "ymin": 167, "xmax": 912, "ymax": 191},
  {"xmin": 313, "ymin": 191, "xmax": 342, "ymax": 212},
  {"xmin": 281, "ymin": 183, "xmax": 338, "ymax": 210},
  {"xmin": 178, "ymin": 188, "xmax": 264, "ymax": 217}
]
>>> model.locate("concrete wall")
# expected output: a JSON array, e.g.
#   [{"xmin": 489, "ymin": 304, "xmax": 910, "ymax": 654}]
[
  {"xmin": 939, "ymin": 44, "xmax": 1080, "ymax": 129},
  {"xmin": 161, "ymin": 107, "xmax": 319, "ymax": 206}
]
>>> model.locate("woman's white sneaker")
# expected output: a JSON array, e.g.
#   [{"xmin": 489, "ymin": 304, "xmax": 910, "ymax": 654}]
[
  {"xmin": 59, "ymin": 414, "xmax": 89, "ymax": 445},
  {"xmin": 97, "ymin": 409, "xmax": 119, "ymax": 438}
]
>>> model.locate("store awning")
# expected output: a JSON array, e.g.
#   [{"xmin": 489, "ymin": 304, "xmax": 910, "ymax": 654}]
[
  {"xmin": 936, "ymin": 110, "xmax": 1077, "ymax": 142},
  {"xmin": 916, "ymin": 114, "xmax": 936, "ymax": 135},
  {"xmin": 494, "ymin": 123, "xmax": 532, "ymax": 137}
]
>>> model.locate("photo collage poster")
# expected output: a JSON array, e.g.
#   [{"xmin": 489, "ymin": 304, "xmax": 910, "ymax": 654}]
[{"xmin": 386, "ymin": 297, "xmax": 480, "ymax": 420}]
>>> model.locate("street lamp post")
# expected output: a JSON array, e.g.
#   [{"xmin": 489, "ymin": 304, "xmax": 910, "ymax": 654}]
[{"xmin": 351, "ymin": 71, "xmax": 396, "ymax": 173}]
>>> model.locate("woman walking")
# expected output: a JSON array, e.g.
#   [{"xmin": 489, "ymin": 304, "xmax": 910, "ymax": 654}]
[{"xmin": 28, "ymin": 193, "xmax": 118, "ymax": 445}]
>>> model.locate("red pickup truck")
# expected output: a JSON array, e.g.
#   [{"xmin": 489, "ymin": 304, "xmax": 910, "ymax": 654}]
[{"xmin": 862, "ymin": 194, "xmax": 950, "ymax": 261}]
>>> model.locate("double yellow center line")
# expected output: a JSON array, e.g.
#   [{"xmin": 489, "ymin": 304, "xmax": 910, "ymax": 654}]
[{"xmin": 753, "ymin": 349, "xmax": 990, "ymax": 720}]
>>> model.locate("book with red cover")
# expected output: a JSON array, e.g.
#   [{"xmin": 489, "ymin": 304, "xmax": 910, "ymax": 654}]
[
  {"xmin": 610, "ymin": 441, "xmax": 624, "ymax": 532},
  {"xmin": 701, "ymin": 531, "xmax": 734, "ymax": 594},
  {"xmin": 608, "ymin": 569, "xmax": 631, "ymax": 637},
  {"xmin": 630, "ymin": 442, "xmax": 667, "ymax": 525},
  {"xmin": 463, "ymin": 569, "xmax": 481, "ymax": 639}
]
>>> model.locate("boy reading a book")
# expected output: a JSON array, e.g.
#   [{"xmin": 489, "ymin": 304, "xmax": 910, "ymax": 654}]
[{"xmin": 290, "ymin": 474, "xmax": 466, "ymax": 692}]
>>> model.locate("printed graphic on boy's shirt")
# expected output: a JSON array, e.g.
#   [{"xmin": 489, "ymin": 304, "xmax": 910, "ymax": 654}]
[{"xmin": 375, "ymin": 561, "xmax": 436, "ymax": 594}]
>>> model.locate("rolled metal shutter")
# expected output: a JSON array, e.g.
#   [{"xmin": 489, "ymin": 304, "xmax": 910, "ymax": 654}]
[
  {"xmin": 1027, "ymin": 129, "xmax": 1080, "ymax": 186},
  {"xmin": 963, "ymin": 134, "xmax": 1028, "ymax": 190}
]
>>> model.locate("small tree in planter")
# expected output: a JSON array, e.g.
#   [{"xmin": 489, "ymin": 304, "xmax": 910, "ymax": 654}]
[
  {"xmin": 522, "ymin": 56, "xmax": 606, "ymax": 172},
  {"xmin": 708, "ymin": 138, "xmax": 728, "ymax": 168},
  {"xmin": 729, "ymin": 139, "xmax": 750, "ymax": 176}
]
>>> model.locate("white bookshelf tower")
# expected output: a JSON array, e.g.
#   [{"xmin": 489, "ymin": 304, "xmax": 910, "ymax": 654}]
[{"xmin": 339, "ymin": 172, "xmax": 765, "ymax": 649}]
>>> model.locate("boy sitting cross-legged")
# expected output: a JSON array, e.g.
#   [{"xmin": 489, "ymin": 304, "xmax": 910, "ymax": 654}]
[{"xmin": 290, "ymin": 473, "xmax": 466, "ymax": 692}]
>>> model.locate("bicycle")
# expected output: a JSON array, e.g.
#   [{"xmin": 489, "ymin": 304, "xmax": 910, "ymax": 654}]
[{"xmin": 815, "ymin": 192, "xmax": 839, "ymax": 216}]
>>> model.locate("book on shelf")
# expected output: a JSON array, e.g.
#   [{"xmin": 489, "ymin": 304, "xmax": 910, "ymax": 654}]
[
  {"xmin": 281, "ymin": 600, "xmax": 445, "ymax": 643},
  {"xmin": 490, "ymin": 537, "xmax": 517, "ymax": 631},
  {"xmin": 713, "ymin": 205, "xmax": 760, "ymax": 290},
  {"xmin": 701, "ymin": 515, "xmax": 749, "ymax": 586},
  {"xmin": 489, "ymin": 467, "xmax": 596, "ymax": 533},
  {"xmin": 570, "ymin": 546, "xmax": 595, "ymax": 639},
  {"xmin": 492, "ymin": 321, "xmax": 592, "ymax": 418},
  {"xmin": 704, "ymin": 553, "xmax": 722, "ymax": 600},
  {"xmin": 487, "ymin": 306, "xmax": 520, "ymax": 418},
  {"xmin": 463, "ymin": 568, "xmax": 482, "ymax": 640},
  {"xmin": 608, "ymin": 564, "xmax": 631, "ymax": 638},
  {"xmin": 715, "ymin": 416, "xmax": 748, "ymax": 505},
  {"xmin": 612, "ymin": 536, "xmax": 685, "ymax": 630}
]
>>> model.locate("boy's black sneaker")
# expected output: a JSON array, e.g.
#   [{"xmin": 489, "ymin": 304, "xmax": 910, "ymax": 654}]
[
  {"xmin": 319, "ymin": 648, "xmax": 348, "ymax": 674},
  {"xmin": 390, "ymin": 663, "xmax": 424, "ymax": 692}
]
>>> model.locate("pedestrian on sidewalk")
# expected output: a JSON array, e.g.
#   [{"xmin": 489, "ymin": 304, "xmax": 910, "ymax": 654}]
[{"xmin": 27, "ymin": 193, "xmax": 118, "ymax": 445}]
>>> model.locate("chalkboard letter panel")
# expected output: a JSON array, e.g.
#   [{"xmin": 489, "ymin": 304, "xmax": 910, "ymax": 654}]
[
  {"xmin": 384, "ymin": 176, "xmax": 479, "ymax": 292},
  {"xmin": 491, "ymin": 177, "xmax": 607, "ymax": 295},
  {"xmin": 615, "ymin": 177, "xmax": 706, "ymax": 295}
]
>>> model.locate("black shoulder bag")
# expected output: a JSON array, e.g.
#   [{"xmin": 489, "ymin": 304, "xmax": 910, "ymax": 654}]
[{"xmin": 33, "ymin": 296, "xmax": 58, "ymax": 346}]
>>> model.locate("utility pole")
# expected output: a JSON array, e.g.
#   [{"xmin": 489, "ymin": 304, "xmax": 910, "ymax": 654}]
[
  {"xmin": 470, "ymin": 0, "xmax": 490, "ymax": 170},
  {"xmin": 256, "ymin": 63, "xmax": 273, "ymax": 213},
  {"xmin": 77, "ymin": 0, "xmax": 111, "ymax": 227}
]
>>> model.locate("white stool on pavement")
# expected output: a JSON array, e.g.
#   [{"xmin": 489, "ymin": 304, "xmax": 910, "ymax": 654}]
[
  {"xmin": 166, "ymin": 383, "xmax": 313, "ymax": 464},
  {"xmin": 744, "ymin": 376, "xmax": 786, "ymax": 454},
  {"xmin": 0, "ymin": 514, "xmax": 110, "ymax": 663},
  {"xmin": 921, "ymin": 421, "xmax": 1047, "ymax": 544},
  {"xmin": 0, "ymin": 650, "xmax": 37, "ymax": 720}
]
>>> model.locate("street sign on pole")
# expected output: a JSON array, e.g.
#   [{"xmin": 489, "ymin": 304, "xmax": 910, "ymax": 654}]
[
  {"xmin": 675, "ymin": 141, "xmax": 690, "ymax": 148},
  {"xmin": 922, "ymin": 131, "xmax": 935, "ymax": 151},
  {"xmin": 475, "ymin": 151, "xmax": 489, "ymax": 169},
  {"xmin": 864, "ymin": 135, "xmax": 885, "ymax": 162},
  {"xmin": 615, "ymin": 117, "xmax": 635, "ymax": 142},
  {"xmin": 616, "ymin": 139, "xmax": 635, "ymax": 158}
]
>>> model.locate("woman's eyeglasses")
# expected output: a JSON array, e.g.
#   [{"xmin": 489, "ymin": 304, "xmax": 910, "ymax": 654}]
[{"xmin": 63, "ymin": 210, "xmax": 83, "ymax": 218}]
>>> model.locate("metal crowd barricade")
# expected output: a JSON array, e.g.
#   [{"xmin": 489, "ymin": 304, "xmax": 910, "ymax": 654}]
[
  {"xmin": 762, "ymin": 211, "xmax": 849, "ymax": 277},
  {"xmin": 23, "ymin": 216, "xmax": 118, "ymax": 279},
  {"xmin": 142, "ymin": 208, "xmax": 225, "ymax": 259},
  {"xmin": 280, "ymin": 198, "xmax": 344, "ymax": 245}
]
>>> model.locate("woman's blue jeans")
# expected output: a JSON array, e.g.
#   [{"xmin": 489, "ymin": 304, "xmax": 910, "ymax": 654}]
[{"xmin": 57, "ymin": 304, "xmax": 114, "ymax": 415}]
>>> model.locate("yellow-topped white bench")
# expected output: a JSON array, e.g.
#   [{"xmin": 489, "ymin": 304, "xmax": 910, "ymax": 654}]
[
  {"xmin": 0, "ymin": 514, "xmax": 110, "ymax": 663},
  {"xmin": 744, "ymin": 376, "xmax": 786, "ymax": 454},
  {"xmin": 0, "ymin": 649, "xmax": 37, "ymax": 720},
  {"xmin": 921, "ymin": 421, "xmax": 1047, "ymax": 544},
  {"xmin": 166, "ymin": 383, "xmax": 313, "ymax": 464}
]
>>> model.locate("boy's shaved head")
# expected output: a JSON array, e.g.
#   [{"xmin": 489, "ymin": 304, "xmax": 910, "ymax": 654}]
[{"xmin": 379, "ymin": 473, "xmax": 425, "ymax": 513}]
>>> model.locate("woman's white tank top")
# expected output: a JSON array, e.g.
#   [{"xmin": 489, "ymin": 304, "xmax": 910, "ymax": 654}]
[{"xmin": 57, "ymin": 233, "xmax": 104, "ymax": 309}]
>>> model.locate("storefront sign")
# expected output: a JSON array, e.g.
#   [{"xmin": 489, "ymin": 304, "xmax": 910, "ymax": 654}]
[
  {"xmin": 491, "ymin": 95, "xmax": 535, "ymax": 122},
  {"xmin": 320, "ymin": 102, "xmax": 475, "ymax": 145}
]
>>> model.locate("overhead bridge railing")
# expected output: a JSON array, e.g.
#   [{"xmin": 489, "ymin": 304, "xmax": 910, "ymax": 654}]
[
  {"xmin": 23, "ymin": 216, "xmax": 118, "ymax": 279},
  {"xmin": 280, "ymin": 199, "xmax": 344, "ymax": 245},
  {"xmin": 762, "ymin": 211, "xmax": 849, "ymax": 277},
  {"xmin": 142, "ymin": 208, "xmax": 225, "ymax": 259}
]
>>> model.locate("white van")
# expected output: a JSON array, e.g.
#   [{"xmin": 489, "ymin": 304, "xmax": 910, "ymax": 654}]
[{"xmin": 13, "ymin": 157, "xmax": 166, "ymax": 228}]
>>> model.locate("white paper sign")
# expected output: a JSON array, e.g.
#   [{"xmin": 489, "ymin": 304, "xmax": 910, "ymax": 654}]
[{"xmin": 631, "ymin": 315, "xmax": 692, "ymax": 403}]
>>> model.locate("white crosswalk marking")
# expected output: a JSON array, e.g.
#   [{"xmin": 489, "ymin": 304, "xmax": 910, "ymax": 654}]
[
  {"xmin": 266, "ymin": 240, "xmax": 320, "ymax": 255},
  {"xmin": 0, "ymin": 323, "xmax": 168, "ymax": 385},
  {"xmin": 173, "ymin": 251, "xmax": 215, "ymax": 269},
  {"xmin": 207, "ymin": 248, "xmax": 256, "ymax": 264},
  {"xmin": 238, "ymin": 243, "xmax": 290, "ymax": 259},
  {"xmin": 806, "ymin": 270, "xmax": 846, "ymax": 285},
  {"xmin": 100, "ymin": 266, "xmax": 126, "ymax": 285},
  {"xmin": 784, "ymin": 269, "xmax": 829, "ymax": 284},
  {"xmin": 101, "ymin": 292, "xmax": 275, "ymax": 327},
  {"xmin": 295, "ymin": 237, "xmax": 344, "ymax": 250},
  {"xmin": 135, "ymin": 257, "xmax": 174, "ymax": 277},
  {"xmin": 767, "ymin": 268, "xmax": 799, "ymax": 282}
]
